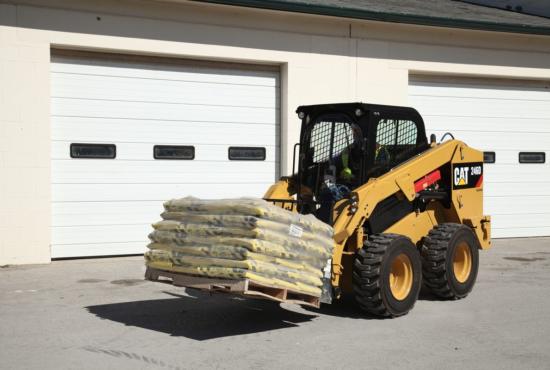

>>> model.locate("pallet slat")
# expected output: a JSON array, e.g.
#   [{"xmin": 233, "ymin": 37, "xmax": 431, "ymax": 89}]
[{"xmin": 145, "ymin": 267, "xmax": 320, "ymax": 308}]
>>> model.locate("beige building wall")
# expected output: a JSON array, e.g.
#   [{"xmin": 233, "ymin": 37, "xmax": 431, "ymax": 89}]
[{"xmin": 0, "ymin": 0, "xmax": 549, "ymax": 264}]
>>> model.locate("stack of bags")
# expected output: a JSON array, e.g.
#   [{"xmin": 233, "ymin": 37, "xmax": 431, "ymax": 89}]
[{"xmin": 145, "ymin": 197, "xmax": 334, "ymax": 297}]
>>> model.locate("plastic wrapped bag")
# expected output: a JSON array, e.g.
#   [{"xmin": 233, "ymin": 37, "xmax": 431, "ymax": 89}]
[
  {"xmin": 163, "ymin": 198, "xmax": 333, "ymax": 238},
  {"xmin": 145, "ymin": 197, "xmax": 334, "ymax": 297}
]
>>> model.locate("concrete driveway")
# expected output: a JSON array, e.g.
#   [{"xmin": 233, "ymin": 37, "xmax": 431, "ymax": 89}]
[{"xmin": 1, "ymin": 237, "xmax": 550, "ymax": 369}]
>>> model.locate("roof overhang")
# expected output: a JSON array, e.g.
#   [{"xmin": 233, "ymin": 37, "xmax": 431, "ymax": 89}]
[{"xmin": 192, "ymin": 0, "xmax": 550, "ymax": 36}]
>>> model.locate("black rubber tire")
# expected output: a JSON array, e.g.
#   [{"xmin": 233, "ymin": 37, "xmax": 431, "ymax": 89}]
[
  {"xmin": 421, "ymin": 223, "xmax": 480, "ymax": 299},
  {"xmin": 353, "ymin": 234, "xmax": 422, "ymax": 318}
]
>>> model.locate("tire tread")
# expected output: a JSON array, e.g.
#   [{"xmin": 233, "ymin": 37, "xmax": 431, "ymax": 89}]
[
  {"xmin": 353, "ymin": 233, "xmax": 413, "ymax": 317},
  {"xmin": 421, "ymin": 223, "xmax": 469, "ymax": 299}
]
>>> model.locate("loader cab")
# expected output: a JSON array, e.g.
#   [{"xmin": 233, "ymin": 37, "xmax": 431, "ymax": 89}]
[{"xmin": 294, "ymin": 103, "xmax": 428, "ymax": 222}]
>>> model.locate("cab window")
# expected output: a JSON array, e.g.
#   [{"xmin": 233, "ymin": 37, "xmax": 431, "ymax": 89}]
[{"xmin": 374, "ymin": 119, "xmax": 418, "ymax": 167}]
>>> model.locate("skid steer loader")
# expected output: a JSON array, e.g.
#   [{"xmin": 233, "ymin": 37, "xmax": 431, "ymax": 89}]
[{"xmin": 263, "ymin": 102, "xmax": 491, "ymax": 317}]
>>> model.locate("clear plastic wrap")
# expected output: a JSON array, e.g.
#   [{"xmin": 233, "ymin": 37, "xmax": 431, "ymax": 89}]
[{"xmin": 145, "ymin": 197, "xmax": 334, "ymax": 297}]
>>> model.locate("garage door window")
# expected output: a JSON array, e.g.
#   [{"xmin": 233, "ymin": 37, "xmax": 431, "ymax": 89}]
[
  {"xmin": 154, "ymin": 145, "xmax": 195, "ymax": 160},
  {"xmin": 483, "ymin": 152, "xmax": 496, "ymax": 163},
  {"xmin": 70, "ymin": 143, "xmax": 116, "ymax": 159},
  {"xmin": 228, "ymin": 147, "xmax": 266, "ymax": 161},
  {"xmin": 519, "ymin": 152, "xmax": 545, "ymax": 164}
]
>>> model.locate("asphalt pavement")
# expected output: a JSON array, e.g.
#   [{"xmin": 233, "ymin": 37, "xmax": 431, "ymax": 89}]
[{"xmin": 1, "ymin": 237, "xmax": 550, "ymax": 369}]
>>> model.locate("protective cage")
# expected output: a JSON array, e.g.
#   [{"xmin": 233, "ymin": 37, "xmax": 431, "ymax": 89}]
[{"xmin": 307, "ymin": 116, "xmax": 356, "ymax": 164}]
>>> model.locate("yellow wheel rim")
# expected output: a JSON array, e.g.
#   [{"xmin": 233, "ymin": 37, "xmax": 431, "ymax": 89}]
[
  {"xmin": 453, "ymin": 242, "xmax": 472, "ymax": 283},
  {"xmin": 389, "ymin": 253, "xmax": 413, "ymax": 301}
]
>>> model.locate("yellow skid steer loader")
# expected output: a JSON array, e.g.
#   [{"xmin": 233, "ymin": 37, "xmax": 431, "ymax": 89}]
[{"xmin": 263, "ymin": 102, "xmax": 491, "ymax": 317}]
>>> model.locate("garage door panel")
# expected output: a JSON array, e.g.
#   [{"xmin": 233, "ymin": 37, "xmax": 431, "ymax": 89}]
[
  {"xmin": 411, "ymin": 95, "xmax": 550, "ymax": 119},
  {"xmin": 410, "ymin": 81, "xmax": 550, "ymax": 102},
  {"xmin": 492, "ymin": 214, "xmax": 550, "ymax": 229},
  {"xmin": 484, "ymin": 182, "xmax": 550, "ymax": 197},
  {"xmin": 52, "ymin": 56, "xmax": 279, "ymax": 87},
  {"xmin": 51, "ymin": 53, "xmax": 280, "ymax": 257},
  {"xmin": 53, "ymin": 224, "xmax": 149, "ymax": 245},
  {"xmin": 51, "ymin": 119, "xmax": 278, "ymax": 148},
  {"xmin": 51, "ymin": 242, "xmax": 147, "ymax": 259},
  {"xmin": 52, "ymin": 201, "xmax": 164, "ymax": 227},
  {"xmin": 53, "ymin": 183, "xmax": 273, "ymax": 202},
  {"xmin": 491, "ymin": 227, "xmax": 550, "ymax": 238},
  {"xmin": 428, "ymin": 130, "xmax": 549, "ymax": 151},
  {"xmin": 419, "ymin": 116, "xmax": 550, "ymax": 133},
  {"xmin": 53, "ymin": 159, "xmax": 275, "ymax": 176},
  {"xmin": 485, "ymin": 195, "xmax": 550, "ymax": 215},
  {"xmin": 52, "ymin": 98, "xmax": 277, "ymax": 124},
  {"xmin": 485, "ymin": 165, "xmax": 550, "ymax": 179},
  {"xmin": 52, "ymin": 73, "xmax": 279, "ymax": 108},
  {"xmin": 52, "ymin": 163, "xmax": 277, "ymax": 184},
  {"xmin": 410, "ymin": 76, "xmax": 550, "ymax": 238},
  {"xmin": 52, "ymin": 211, "xmax": 157, "ymax": 228}
]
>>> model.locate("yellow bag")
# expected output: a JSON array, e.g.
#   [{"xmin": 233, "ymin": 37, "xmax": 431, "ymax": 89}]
[
  {"xmin": 163, "ymin": 197, "xmax": 333, "ymax": 238},
  {"xmin": 150, "ymin": 223, "xmax": 332, "ymax": 257},
  {"xmin": 146, "ymin": 197, "xmax": 334, "ymax": 298},
  {"xmin": 169, "ymin": 254, "xmax": 323, "ymax": 287},
  {"xmin": 148, "ymin": 242, "xmax": 322, "ymax": 277}
]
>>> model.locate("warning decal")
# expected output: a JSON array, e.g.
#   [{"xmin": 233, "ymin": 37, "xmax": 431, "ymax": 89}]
[{"xmin": 452, "ymin": 162, "xmax": 483, "ymax": 189}]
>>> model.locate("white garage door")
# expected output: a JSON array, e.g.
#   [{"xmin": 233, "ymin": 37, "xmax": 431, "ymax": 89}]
[
  {"xmin": 409, "ymin": 76, "xmax": 550, "ymax": 238},
  {"xmin": 51, "ymin": 51, "xmax": 280, "ymax": 258}
]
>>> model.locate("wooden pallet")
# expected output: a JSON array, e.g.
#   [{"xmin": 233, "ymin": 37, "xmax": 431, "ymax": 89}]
[{"xmin": 145, "ymin": 267, "xmax": 320, "ymax": 308}]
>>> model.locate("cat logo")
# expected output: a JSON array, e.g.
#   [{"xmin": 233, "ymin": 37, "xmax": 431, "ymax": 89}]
[
  {"xmin": 454, "ymin": 166, "xmax": 468, "ymax": 186},
  {"xmin": 453, "ymin": 163, "xmax": 483, "ymax": 189}
]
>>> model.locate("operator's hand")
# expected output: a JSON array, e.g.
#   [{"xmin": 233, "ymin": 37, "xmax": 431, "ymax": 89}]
[{"xmin": 340, "ymin": 167, "xmax": 354, "ymax": 181}]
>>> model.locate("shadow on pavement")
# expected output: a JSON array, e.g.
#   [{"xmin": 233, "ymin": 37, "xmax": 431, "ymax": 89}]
[{"xmin": 86, "ymin": 289, "xmax": 317, "ymax": 341}]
